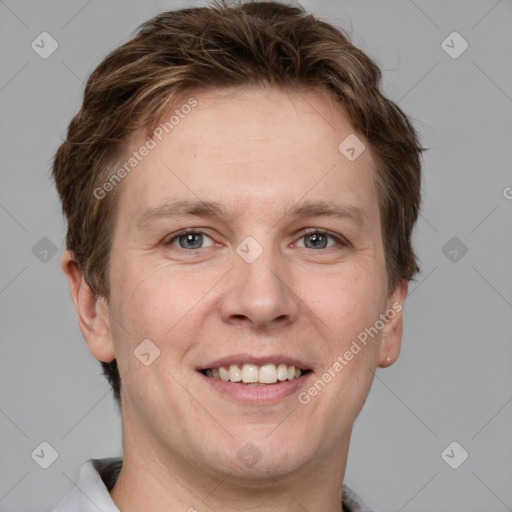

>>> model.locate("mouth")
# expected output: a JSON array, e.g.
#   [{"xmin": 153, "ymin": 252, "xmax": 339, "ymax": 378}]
[{"xmin": 200, "ymin": 363, "xmax": 312, "ymax": 386}]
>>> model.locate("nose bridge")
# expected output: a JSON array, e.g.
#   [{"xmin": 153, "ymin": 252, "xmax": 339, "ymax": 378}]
[
  {"xmin": 220, "ymin": 232, "xmax": 298, "ymax": 328},
  {"xmin": 239, "ymin": 236, "xmax": 282, "ymax": 293}
]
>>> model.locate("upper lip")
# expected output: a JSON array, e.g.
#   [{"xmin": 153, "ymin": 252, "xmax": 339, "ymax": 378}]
[{"xmin": 198, "ymin": 354, "xmax": 311, "ymax": 371}]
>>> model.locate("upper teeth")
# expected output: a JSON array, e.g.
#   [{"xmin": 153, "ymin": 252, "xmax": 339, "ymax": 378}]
[{"xmin": 205, "ymin": 363, "xmax": 303, "ymax": 384}]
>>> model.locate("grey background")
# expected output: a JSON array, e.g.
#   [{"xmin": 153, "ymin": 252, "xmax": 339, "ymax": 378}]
[{"xmin": 1, "ymin": 0, "xmax": 511, "ymax": 511}]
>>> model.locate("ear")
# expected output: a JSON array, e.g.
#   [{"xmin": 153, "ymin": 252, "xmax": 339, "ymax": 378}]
[
  {"xmin": 378, "ymin": 279, "xmax": 409, "ymax": 368},
  {"xmin": 61, "ymin": 250, "xmax": 116, "ymax": 363}
]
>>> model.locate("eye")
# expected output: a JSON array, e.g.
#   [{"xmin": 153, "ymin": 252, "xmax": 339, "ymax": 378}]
[
  {"xmin": 295, "ymin": 229, "xmax": 348, "ymax": 250},
  {"xmin": 164, "ymin": 230, "xmax": 215, "ymax": 250},
  {"xmin": 162, "ymin": 228, "xmax": 348, "ymax": 251}
]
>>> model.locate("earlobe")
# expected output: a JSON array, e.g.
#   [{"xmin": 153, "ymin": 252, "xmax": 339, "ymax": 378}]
[
  {"xmin": 378, "ymin": 280, "xmax": 409, "ymax": 368},
  {"xmin": 61, "ymin": 250, "xmax": 116, "ymax": 363}
]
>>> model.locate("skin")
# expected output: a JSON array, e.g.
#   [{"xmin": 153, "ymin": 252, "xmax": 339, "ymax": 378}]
[{"xmin": 62, "ymin": 85, "xmax": 408, "ymax": 512}]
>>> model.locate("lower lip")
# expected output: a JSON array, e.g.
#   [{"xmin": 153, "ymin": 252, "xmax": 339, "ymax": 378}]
[{"xmin": 199, "ymin": 372, "xmax": 312, "ymax": 403}]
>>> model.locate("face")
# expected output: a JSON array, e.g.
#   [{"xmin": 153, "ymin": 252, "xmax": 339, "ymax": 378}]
[{"xmin": 74, "ymin": 85, "xmax": 406, "ymax": 483}]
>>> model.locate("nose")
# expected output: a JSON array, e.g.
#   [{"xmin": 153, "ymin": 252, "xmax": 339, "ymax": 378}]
[{"xmin": 219, "ymin": 241, "xmax": 299, "ymax": 330}]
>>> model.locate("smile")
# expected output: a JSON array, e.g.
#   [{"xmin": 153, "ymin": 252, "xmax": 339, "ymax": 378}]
[{"xmin": 201, "ymin": 363, "xmax": 310, "ymax": 385}]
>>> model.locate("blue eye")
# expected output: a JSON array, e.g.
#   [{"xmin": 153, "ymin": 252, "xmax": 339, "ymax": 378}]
[
  {"xmin": 163, "ymin": 229, "xmax": 348, "ymax": 251},
  {"xmin": 296, "ymin": 229, "xmax": 347, "ymax": 250},
  {"xmin": 165, "ymin": 230, "xmax": 215, "ymax": 250}
]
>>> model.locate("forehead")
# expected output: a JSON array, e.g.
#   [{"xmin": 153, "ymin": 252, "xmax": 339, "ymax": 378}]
[{"xmin": 117, "ymin": 86, "xmax": 379, "ymax": 228}]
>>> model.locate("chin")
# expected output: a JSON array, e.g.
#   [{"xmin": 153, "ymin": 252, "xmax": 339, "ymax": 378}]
[{"xmin": 202, "ymin": 427, "xmax": 318, "ymax": 481}]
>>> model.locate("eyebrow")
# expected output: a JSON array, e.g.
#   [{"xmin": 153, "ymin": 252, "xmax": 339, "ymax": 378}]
[
  {"xmin": 137, "ymin": 200, "xmax": 229, "ymax": 228},
  {"xmin": 137, "ymin": 198, "xmax": 368, "ymax": 231}
]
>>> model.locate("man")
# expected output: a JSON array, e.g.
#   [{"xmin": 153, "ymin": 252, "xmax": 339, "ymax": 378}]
[{"xmin": 52, "ymin": 1, "xmax": 424, "ymax": 511}]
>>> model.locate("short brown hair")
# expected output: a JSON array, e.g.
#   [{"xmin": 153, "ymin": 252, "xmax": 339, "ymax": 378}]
[{"xmin": 53, "ymin": 0, "xmax": 424, "ymax": 407}]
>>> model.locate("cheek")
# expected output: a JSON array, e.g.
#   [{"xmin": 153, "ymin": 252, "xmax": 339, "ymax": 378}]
[
  {"xmin": 106, "ymin": 265, "xmax": 205, "ymax": 402},
  {"xmin": 109, "ymin": 259, "xmax": 216, "ymax": 348},
  {"xmin": 298, "ymin": 270, "xmax": 384, "ymax": 433},
  {"xmin": 312, "ymin": 262, "xmax": 385, "ymax": 322},
  {"xmin": 302, "ymin": 264, "xmax": 386, "ymax": 365}
]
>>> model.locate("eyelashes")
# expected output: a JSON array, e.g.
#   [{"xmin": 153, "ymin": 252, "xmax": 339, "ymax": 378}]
[
  {"xmin": 165, "ymin": 230, "xmax": 215, "ymax": 250},
  {"xmin": 294, "ymin": 228, "xmax": 349, "ymax": 250},
  {"xmin": 163, "ymin": 228, "xmax": 350, "ymax": 251}
]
